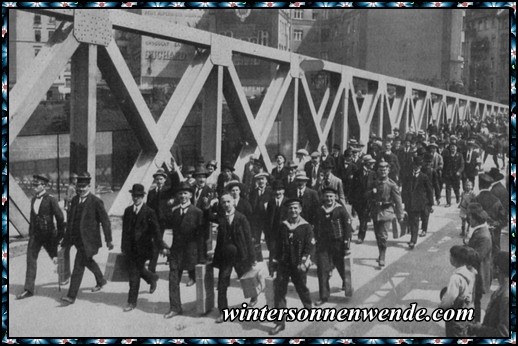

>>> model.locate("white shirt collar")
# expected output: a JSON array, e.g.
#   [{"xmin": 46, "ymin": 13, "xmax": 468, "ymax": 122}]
[
  {"xmin": 180, "ymin": 201, "xmax": 191, "ymax": 209},
  {"xmin": 133, "ymin": 203, "xmax": 143, "ymax": 214}
]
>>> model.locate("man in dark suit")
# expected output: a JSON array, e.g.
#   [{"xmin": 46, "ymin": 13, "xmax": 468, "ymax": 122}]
[
  {"xmin": 462, "ymin": 140, "xmax": 480, "ymax": 186},
  {"xmin": 265, "ymin": 180, "xmax": 289, "ymax": 254},
  {"xmin": 271, "ymin": 153, "xmax": 290, "ymax": 183},
  {"xmin": 17, "ymin": 175, "xmax": 65, "ymax": 300},
  {"xmin": 269, "ymin": 198, "xmax": 315, "ymax": 335},
  {"xmin": 61, "ymin": 173, "xmax": 113, "ymax": 305},
  {"xmin": 487, "ymin": 168, "xmax": 508, "ymax": 217},
  {"xmin": 315, "ymin": 160, "xmax": 347, "ymax": 207},
  {"xmin": 211, "ymin": 193, "xmax": 257, "ymax": 323},
  {"xmin": 147, "ymin": 168, "xmax": 173, "ymax": 274},
  {"xmin": 304, "ymin": 151, "xmax": 322, "ymax": 189},
  {"xmin": 121, "ymin": 184, "xmax": 162, "ymax": 312},
  {"xmin": 163, "ymin": 182, "xmax": 205, "ymax": 319},
  {"xmin": 350, "ymin": 155, "xmax": 377, "ymax": 244},
  {"xmin": 443, "ymin": 142, "xmax": 464, "ymax": 207},
  {"xmin": 192, "ymin": 166, "xmax": 215, "ymax": 265},
  {"xmin": 248, "ymin": 172, "xmax": 272, "ymax": 262},
  {"xmin": 331, "ymin": 144, "xmax": 344, "ymax": 177},
  {"xmin": 402, "ymin": 157, "xmax": 434, "ymax": 248},
  {"xmin": 292, "ymin": 171, "xmax": 320, "ymax": 226},
  {"xmin": 282, "ymin": 161, "xmax": 299, "ymax": 197}
]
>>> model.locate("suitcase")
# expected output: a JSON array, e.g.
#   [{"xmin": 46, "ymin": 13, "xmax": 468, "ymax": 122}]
[
  {"xmin": 196, "ymin": 264, "xmax": 214, "ymax": 315},
  {"xmin": 400, "ymin": 213, "xmax": 408, "ymax": 237},
  {"xmin": 392, "ymin": 218, "xmax": 402, "ymax": 239},
  {"xmin": 104, "ymin": 252, "xmax": 129, "ymax": 282},
  {"xmin": 265, "ymin": 277, "xmax": 275, "ymax": 307},
  {"xmin": 343, "ymin": 255, "xmax": 353, "ymax": 297},
  {"xmin": 57, "ymin": 247, "xmax": 70, "ymax": 290},
  {"xmin": 239, "ymin": 268, "xmax": 263, "ymax": 299}
]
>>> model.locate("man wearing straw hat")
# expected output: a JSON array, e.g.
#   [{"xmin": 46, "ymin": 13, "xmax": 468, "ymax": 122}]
[
  {"xmin": 16, "ymin": 175, "xmax": 65, "ymax": 300},
  {"xmin": 121, "ymin": 184, "xmax": 161, "ymax": 312}
]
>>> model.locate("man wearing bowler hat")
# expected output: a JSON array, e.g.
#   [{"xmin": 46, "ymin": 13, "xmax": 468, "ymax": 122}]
[
  {"xmin": 17, "ymin": 175, "xmax": 65, "ymax": 300},
  {"xmin": 164, "ymin": 181, "xmax": 205, "ymax": 318},
  {"xmin": 269, "ymin": 198, "xmax": 315, "ymax": 335},
  {"xmin": 121, "ymin": 184, "xmax": 162, "ymax": 312},
  {"xmin": 61, "ymin": 173, "xmax": 113, "ymax": 305},
  {"xmin": 147, "ymin": 168, "xmax": 173, "ymax": 273}
]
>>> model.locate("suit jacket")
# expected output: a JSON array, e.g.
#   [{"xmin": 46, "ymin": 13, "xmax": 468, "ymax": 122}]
[
  {"xmin": 265, "ymin": 196, "xmax": 289, "ymax": 249},
  {"xmin": 166, "ymin": 204, "xmax": 205, "ymax": 269},
  {"xmin": 350, "ymin": 168, "xmax": 377, "ymax": 211},
  {"xmin": 467, "ymin": 224, "xmax": 492, "ymax": 294},
  {"xmin": 339, "ymin": 161, "xmax": 359, "ymax": 201},
  {"xmin": 315, "ymin": 173, "xmax": 347, "ymax": 206},
  {"xmin": 248, "ymin": 186, "xmax": 272, "ymax": 232},
  {"xmin": 463, "ymin": 150, "xmax": 480, "ymax": 178},
  {"xmin": 212, "ymin": 211, "xmax": 255, "ymax": 269},
  {"xmin": 294, "ymin": 187, "xmax": 320, "ymax": 225},
  {"xmin": 490, "ymin": 183, "xmax": 508, "ymax": 218},
  {"xmin": 121, "ymin": 204, "xmax": 161, "ymax": 260},
  {"xmin": 430, "ymin": 152, "xmax": 444, "ymax": 173},
  {"xmin": 443, "ymin": 151, "xmax": 464, "ymax": 179},
  {"xmin": 271, "ymin": 165, "xmax": 290, "ymax": 183},
  {"xmin": 475, "ymin": 191, "xmax": 506, "ymax": 229},
  {"xmin": 283, "ymin": 174, "xmax": 299, "ymax": 198},
  {"xmin": 29, "ymin": 192, "xmax": 65, "ymax": 238},
  {"xmin": 147, "ymin": 186, "xmax": 173, "ymax": 229},
  {"xmin": 63, "ymin": 193, "xmax": 112, "ymax": 258},
  {"xmin": 397, "ymin": 148, "xmax": 416, "ymax": 181},
  {"xmin": 192, "ymin": 185, "xmax": 214, "ymax": 210},
  {"xmin": 402, "ymin": 172, "xmax": 434, "ymax": 211},
  {"xmin": 235, "ymin": 197, "xmax": 253, "ymax": 221},
  {"xmin": 304, "ymin": 161, "xmax": 322, "ymax": 188}
]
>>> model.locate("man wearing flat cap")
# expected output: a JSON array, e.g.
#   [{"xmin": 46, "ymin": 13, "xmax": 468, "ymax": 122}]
[
  {"xmin": 121, "ymin": 184, "xmax": 162, "ymax": 312},
  {"xmin": 466, "ymin": 202, "xmax": 493, "ymax": 323},
  {"xmin": 147, "ymin": 168, "xmax": 173, "ymax": 273},
  {"xmin": 314, "ymin": 187, "xmax": 353, "ymax": 305},
  {"xmin": 295, "ymin": 148, "xmax": 310, "ymax": 171},
  {"xmin": 61, "ymin": 173, "xmax": 113, "ymax": 305},
  {"xmin": 269, "ymin": 198, "xmax": 315, "ymax": 335},
  {"xmin": 163, "ymin": 182, "xmax": 205, "ymax": 318},
  {"xmin": 17, "ymin": 175, "xmax": 65, "ymax": 300},
  {"xmin": 369, "ymin": 162, "xmax": 403, "ymax": 267}
]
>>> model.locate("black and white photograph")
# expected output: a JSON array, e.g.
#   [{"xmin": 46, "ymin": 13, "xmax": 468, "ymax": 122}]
[{"xmin": 7, "ymin": 6, "xmax": 511, "ymax": 340}]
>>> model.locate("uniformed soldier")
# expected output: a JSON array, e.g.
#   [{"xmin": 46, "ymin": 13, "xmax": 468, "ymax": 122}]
[
  {"xmin": 314, "ymin": 187, "xmax": 353, "ymax": 306},
  {"xmin": 369, "ymin": 162, "xmax": 403, "ymax": 267},
  {"xmin": 269, "ymin": 198, "xmax": 315, "ymax": 336}
]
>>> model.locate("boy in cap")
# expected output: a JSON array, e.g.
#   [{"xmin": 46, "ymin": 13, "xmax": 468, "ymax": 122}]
[
  {"xmin": 163, "ymin": 182, "xmax": 205, "ymax": 318},
  {"xmin": 269, "ymin": 198, "xmax": 315, "ymax": 335},
  {"xmin": 17, "ymin": 175, "xmax": 65, "ymax": 300},
  {"xmin": 314, "ymin": 187, "xmax": 353, "ymax": 305},
  {"xmin": 121, "ymin": 184, "xmax": 161, "ymax": 312},
  {"xmin": 61, "ymin": 173, "xmax": 113, "ymax": 305}
]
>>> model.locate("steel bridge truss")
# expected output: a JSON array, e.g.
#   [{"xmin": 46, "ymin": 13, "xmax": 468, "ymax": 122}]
[{"xmin": 8, "ymin": 9, "xmax": 508, "ymax": 230}]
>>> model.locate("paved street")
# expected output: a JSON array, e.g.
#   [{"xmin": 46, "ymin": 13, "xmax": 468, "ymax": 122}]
[{"xmin": 8, "ymin": 188, "xmax": 507, "ymax": 338}]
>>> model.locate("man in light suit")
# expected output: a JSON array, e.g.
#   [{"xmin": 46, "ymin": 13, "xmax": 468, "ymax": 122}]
[
  {"xmin": 462, "ymin": 140, "xmax": 480, "ymax": 187},
  {"xmin": 61, "ymin": 173, "xmax": 113, "ymax": 305},
  {"xmin": 17, "ymin": 175, "xmax": 65, "ymax": 300},
  {"xmin": 316, "ymin": 160, "xmax": 347, "ymax": 207}
]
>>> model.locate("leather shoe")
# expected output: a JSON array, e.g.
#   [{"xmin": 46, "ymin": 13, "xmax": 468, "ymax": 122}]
[
  {"xmin": 408, "ymin": 242, "xmax": 415, "ymax": 249},
  {"xmin": 249, "ymin": 297, "xmax": 258, "ymax": 308},
  {"xmin": 123, "ymin": 303, "xmax": 136, "ymax": 312},
  {"xmin": 164, "ymin": 310, "xmax": 182, "ymax": 319},
  {"xmin": 445, "ymin": 204, "xmax": 451, "ymax": 208},
  {"xmin": 419, "ymin": 231, "xmax": 427, "ymax": 237},
  {"xmin": 60, "ymin": 279, "xmax": 69, "ymax": 286},
  {"xmin": 356, "ymin": 239, "xmax": 364, "ymax": 244},
  {"xmin": 186, "ymin": 279, "xmax": 195, "ymax": 287},
  {"xmin": 215, "ymin": 315, "xmax": 225, "ymax": 324},
  {"xmin": 269, "ymin": 324, "xmax": 285, "ymax": 336},
  {"xmin": 379, "ymin": 259, "xmax": 385, "ymax": 267},
  {"xmin": 150, "ymin": 280, "xmax": 157, "ymax": 294},
  {"xmin": 91, "ymin": 279, "xmax": 107, "ymax": 293},
  {"xmin": 16, "ymin": 290, "xmax": 33, "ymax": 300},
  {"xmin": 315, "ymin": 299, "xmax": 328, "ymax": 306},
  {"xmin": 61, "ymin": 296, "xmax": 75, "ymax": 304}
]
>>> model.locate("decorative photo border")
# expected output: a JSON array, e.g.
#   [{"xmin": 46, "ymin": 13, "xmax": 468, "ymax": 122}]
[{"xmin": 1, "ymin": 2, "xmax": 516, "ymax": 344}]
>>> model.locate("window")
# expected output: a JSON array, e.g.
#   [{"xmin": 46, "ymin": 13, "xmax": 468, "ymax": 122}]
[
  {"xmin": 48, "ymin": 30, "xmax": 54, "ymax": 40},
  {"xmin": 258, "ymin": 30, "xmax": 269, "ymax": 46},
  {"xmin": 294, "ymin": 29, "xmax": 303, "ymax": 41},
  {"xmin": 35, "ymin": 30, "xmax": 41, "ymax": 42},
  {"xmin": 34, "ymin": 15, "xmax": 41, "ymax": 26},
  {"xmin": 46, "ymin": 90, "xmax": 53, "ymax": 100},
  {"xmin": 293, "ymin": 9, "xmax": 303, "ymax": 19},
  {"xmin": 312, "ymin": 11, "xmax": 318, "ymax": 20}
]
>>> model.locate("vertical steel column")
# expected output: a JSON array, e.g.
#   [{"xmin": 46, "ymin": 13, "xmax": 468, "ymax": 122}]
[
  {"xmin": 70, "ymin": 44, "xmax": 98, "ymax": 189},
  {"xmin": 201, "ymin": 66, "xmax": 223, "ymax": 168}
]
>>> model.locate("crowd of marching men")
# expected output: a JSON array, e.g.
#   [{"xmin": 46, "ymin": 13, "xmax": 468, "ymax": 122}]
[{"xmin": 15, "ymin": 113, "xmax": 509, "ymax": 336}]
